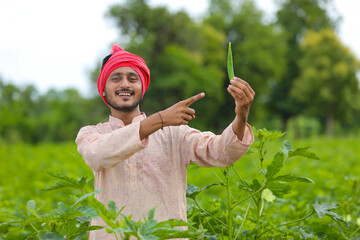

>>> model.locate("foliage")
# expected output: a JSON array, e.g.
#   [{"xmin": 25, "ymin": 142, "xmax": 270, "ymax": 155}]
[
  {"xmin": 292, "ymin": 29, "xmax": 360, "ymax": 136},
  {"xmin": 205, "ymin": 0, "xmax": 288, "ymax": 127},
  {"xmin": 1, "ymin": 131, "xmax": 360, "ymax": 238},
  {"xmin": 1, "ymin": 0, "xmax": 360, "ymax": 144},
  {"xmin": 267, "ymin": 0, "xmax": 340, "ymax": 129},
  {"xmin": 0, "ymin": 80, "xmax": 108, "ymax": 143},
  {"xmin": 186, "ymin": 128, "xmax": 360, "ymax": 239},
  {"xmin": 101, "ymin": 0, "xmax": 226, "ymax": 131},
  {"xmin": 0, "ymin": 172, "xmax": 202, "ymax": 240}
]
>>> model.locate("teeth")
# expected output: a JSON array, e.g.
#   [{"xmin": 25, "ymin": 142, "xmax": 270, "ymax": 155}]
[{"xmin": 117, "ymin": 92, "xmax": 132, "ymax": 96}]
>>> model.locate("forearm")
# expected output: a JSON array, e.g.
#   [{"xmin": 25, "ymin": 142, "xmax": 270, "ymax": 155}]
[
  {"xmin": 232, "ymin": 115, "xmax": 247, "ymax": 141},
  {"xmin": 139, "ymin": 112, "xmax": 164, "ymax": 140},
  {"xmin": 181, "ymin": 123, "xmax": 253, "ymax": 168}
]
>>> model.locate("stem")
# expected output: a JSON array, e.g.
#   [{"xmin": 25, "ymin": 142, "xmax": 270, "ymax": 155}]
[
  {"xmin": 193, "ymin": 198, "xmax": 227, "ymax": 227},
  {"xmin": 231, "ymin": 184, "xmax": 266, "ymax": 210},
  {"xmin": 258, "ymin": 211, "xmax": 315, "ymax": 238},
  {"xmin": 203, "ymin": 216, "xmax": 216, "ymax": 234},
  {"xmin": 232, "ymin": 165, "xmax": 247, "ymax": 187},
  {"xmin": 211, "ymin": 168, "xmax": 225, "ymax": 184},
  {"xmin": 333, "ymin": 218, "xmax": 349, "ymax": 239},
  {"xmin": 350, "ymin": 227, "xmax": 360, "ymax": 237},
  {"xmin": 29, "ymin": 222, "xmax": 39, "ymax": 233},
  {"xmin": 254, "ymin": 198, "xmax": 262, "ymax": 239},
  {"xmin": 114, "ymin": 233, "xmax": 119, "ymax": 240},
  {"xmin": 61, "ymin": 220, "xmax": 66, "ymax": 235},
  {"xmin": 277, "ymin": 211, "xmax": 315, "ymax": 228},
  {"xmin": 226, "ymin": 167, "xmax": 233, "ymax": 240},
  {"xmin": 234, "ymin": 198, "xmax": 252, "ymax": 240}
]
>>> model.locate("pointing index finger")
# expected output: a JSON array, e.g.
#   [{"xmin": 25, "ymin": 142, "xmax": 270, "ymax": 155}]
[{"xmin": 183, "ymin": 92, "xmax": 205, "ymax": 106}]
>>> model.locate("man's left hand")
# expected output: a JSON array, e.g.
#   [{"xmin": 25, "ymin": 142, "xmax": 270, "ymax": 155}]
[{"xmin": 227, "ymin": 77, "xmax": 255, "ymax": 123}]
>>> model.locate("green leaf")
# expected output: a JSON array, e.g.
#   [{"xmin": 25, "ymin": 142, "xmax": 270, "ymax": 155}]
[
  {"xmin": 312, "ymin": 202, "xmax": 344, "ymax": 222},
  {"xmin": 61, "ymin": 219, "xmax": 78, "ymax": 236},
  {"xmin": 281, "ymin": 141, "xmax": 293, "ymax": 157},
  {"xmin": 72, "ymin": 230, "xmax": 87, "ymax": 240},
  {"xmin": 288, "ymin": 147, "xmax": 320, "ymax": 160},
  {"xmin": 152, "ymin": 227, "xmax": 203, "ymax": 239},
  {"xmin": 38, "ymin": 231, "xmax": 64, "ymax": 240},
  {"xmin": 87, "ymin": 197, "xmax": 119, "ymax": 228},
  {"xmin": 138, "ymin": 234, "xmax": 158, "ymax": 240},
  {"xmin": 70, "ymin": 189, "xmax": 102, "ymax": 208},
  {"xmin": 124, "ymin": 216, "xmax": 138, "ymax": 233},
  {"xmin": 272, "ymin": 174, "xmax": 315, "ymax": 184},
  {"xmin": 108, "ymin": 200, "xmax": 120, "ymax": 219},
  {"xmin": 26, "ymin": 200, "xmax": 36, "ymax": 216},
  {"xmin": 266, "ymin": 152, "xmax": 285, "ymax": 180},
  {"xmin": 108, "ymin": 201, "xmax": 117, "ymax": 213},
  {"xmin": 45, "ymin": 171, "xmax": 79, "ymax": 189},
  {"xmin": 86, "ymin": 225, "xmax": 104, "ymax": 231},
  {"xmin": 148, "ymin": 206, "xmax": 156, "ymax": 220},
  {"xmin": 227, "ymin": 42, "xmax": 234, "ymax": 81},
  {"xmin": 266, "ymin": 182, "xmax": 291, "ymax": 198},
  {"xmin": 56, "ymin": 202, "xmax": 67, "ymax": 214},
  {"xmin": 43, "ymin": 181, "xmax": 79, "ymax": 191},
  {"xmin": 186, "ymin": 183, "xmax": 221, "ymax": 199},
  {"xmin": 299, "ymin": 229, "xmax": 315, "ymax": 239},
  {"xmin": 250, "ymin": 179, "xmax": 262, "ymax": 192},
  {"xmin": 106, "ymin": 227, "xmax": 133, "ymax": 234},
  {"xmin": 254, "ymin": 128, "xmax": 285, "ymax": 142},
  {"xmin": 139, "ymin": 219, "xmax": 158, "ymax": 236},
  {"xmin": 155, "ymin": 219, "xmax": 189, "ymax": 228}
]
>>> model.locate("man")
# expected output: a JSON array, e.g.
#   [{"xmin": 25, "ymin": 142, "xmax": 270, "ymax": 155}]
[{"xmin": 76, "ymin": 44, "xmax": 255, "ymax": 239}]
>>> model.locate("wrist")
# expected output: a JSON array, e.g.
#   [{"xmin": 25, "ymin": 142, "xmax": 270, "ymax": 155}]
[{"xmin": 158, "ymin": 111, "xmax": 164, "ymax": 129}]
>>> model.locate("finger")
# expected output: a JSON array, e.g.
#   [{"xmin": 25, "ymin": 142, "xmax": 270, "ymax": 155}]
[
  {"xmin": 184, "ymin": 108, "xmax": 195, "ymax": 116},
  {"xmin": 182, "ymin": 113, "xmax": 193, "ymax": 121},
  {"xmin": 182, "ymin": 120, "xmax": 189, "ymax": 125},
  {"xmin": 236, "ymin": 77, "xmax": 255, "ymax": 96},
  {"xmin": 183, "ymin": 92, "xmax": 205, "ymax": 106},
  {"xmin": 228, "ymin": 84, "xmax": 248, "ymax": 100},
  {"xmin": 230, "ymin": 79, "xmax": 252, "ymax": 99},
  {"xmin": 227, "ymin": 86, "xmax": 238, "ymax": 100}
]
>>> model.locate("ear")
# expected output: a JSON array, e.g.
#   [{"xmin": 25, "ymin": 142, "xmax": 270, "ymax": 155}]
[{"xmin": 102, "ymin": 91, "xmax": 105, "ymax": 97}]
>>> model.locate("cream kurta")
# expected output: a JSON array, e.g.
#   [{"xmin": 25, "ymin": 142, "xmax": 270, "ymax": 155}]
[{"xmin": 76, "ymin": 114, "xmax": 254, "ymax": 239}]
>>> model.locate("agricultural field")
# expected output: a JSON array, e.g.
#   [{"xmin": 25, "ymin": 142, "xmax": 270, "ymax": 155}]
[{"xmin": 0, "ymin": 130, "xmax": 359, "ymax": 239}]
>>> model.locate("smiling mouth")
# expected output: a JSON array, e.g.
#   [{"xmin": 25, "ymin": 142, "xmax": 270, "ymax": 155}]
[{"xmin": 115, "ymin": 90, "xmax": 134, "ymax": 97}]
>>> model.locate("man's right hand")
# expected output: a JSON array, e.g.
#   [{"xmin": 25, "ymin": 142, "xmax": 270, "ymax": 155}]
[
  {"xmin": 160, "ymin": 92, "xmax": 205, "ymax": 126},
  {"xmin": 139, "ymin": 93, "xmax": 205, "ymax": 140}
]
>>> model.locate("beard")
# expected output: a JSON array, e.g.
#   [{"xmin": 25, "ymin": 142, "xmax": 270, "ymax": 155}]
[{"xmin": 104, "ymin": 89, "xmax": 142, "ymax": 112}]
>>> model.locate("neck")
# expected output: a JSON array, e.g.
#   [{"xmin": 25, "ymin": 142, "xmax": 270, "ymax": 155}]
[{"xmin": 111, "ymin": 107, "xmax": 141, "ymax": 125}]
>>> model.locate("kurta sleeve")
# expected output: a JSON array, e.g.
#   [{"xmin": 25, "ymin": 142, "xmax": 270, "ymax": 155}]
[
  {"xmin": 179, "ymin": 123, "xmax": 254, "ymax": 167},
  {"xmin": 75, "ymin": 121, "xmax": 148, "ymax": 171}
]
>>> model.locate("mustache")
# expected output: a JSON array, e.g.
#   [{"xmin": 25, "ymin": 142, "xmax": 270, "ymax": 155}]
[{"xmin": 115, "ymin": 89, "xmax": 134, "ymax": 95}]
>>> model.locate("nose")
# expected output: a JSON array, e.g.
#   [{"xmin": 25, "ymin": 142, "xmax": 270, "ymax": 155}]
[{"xmin": 119, "ymin": 79, "xmax": 131, "ymax": 88}]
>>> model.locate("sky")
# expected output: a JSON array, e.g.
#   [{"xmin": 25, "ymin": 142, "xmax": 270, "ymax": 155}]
[{"xmin": 0, "ymin": 0, "xmax": 359, "ymax": 96}]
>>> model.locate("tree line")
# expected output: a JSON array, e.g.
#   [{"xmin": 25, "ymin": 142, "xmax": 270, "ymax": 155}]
[{"xmin": 1, "ymin": 0, "xmax": 359, "ymax": 144}]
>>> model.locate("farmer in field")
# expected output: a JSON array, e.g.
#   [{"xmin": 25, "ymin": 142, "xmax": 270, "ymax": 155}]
[{"xmin": 76, "ymin": 44, "xmax": 255, "ymax": 239}]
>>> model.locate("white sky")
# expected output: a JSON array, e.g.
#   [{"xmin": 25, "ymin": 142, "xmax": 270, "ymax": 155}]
[{"xmin": 0, "ymin": 0, "xmax": 359, "ymax": 96}]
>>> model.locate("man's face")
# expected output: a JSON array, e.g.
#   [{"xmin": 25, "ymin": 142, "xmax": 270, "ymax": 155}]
[{"xmin": 103, "ymin": 66, "xmax": 142, "ymax": 112}]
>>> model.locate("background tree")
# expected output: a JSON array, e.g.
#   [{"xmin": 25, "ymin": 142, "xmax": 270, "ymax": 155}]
[
  {"xmin": 204, "ymin": 0, "xmax": 287, "ymax": 129},
  {"xmin": 91, "ymin": 0, "xmax": 227, "ymax": 131},
  {"xmin": 291, "ymin": 29, "xmax": 360, "ymax": 136},
  {"xmin": 267, "ymin": 0, "xmax": 339, "ymax": 131}
]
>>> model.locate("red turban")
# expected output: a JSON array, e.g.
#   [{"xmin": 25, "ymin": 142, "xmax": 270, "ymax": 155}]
[{"xmin": 97, "ymin": 44, "xmax": 150, "ymax": 105}]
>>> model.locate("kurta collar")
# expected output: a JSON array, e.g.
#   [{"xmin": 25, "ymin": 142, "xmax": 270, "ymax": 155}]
[{"xmin": 109, "ymin": 113, "xmax": 147, "ymax": 127}]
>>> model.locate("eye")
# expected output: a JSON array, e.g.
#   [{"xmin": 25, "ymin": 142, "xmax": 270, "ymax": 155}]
[
  {"xmin": 112, "ymin": 77, "xmax": 120, "ymax": 82},
  {"xmin": 129, "ymin": 77, "xmax": 138, "ymax": 81}
]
